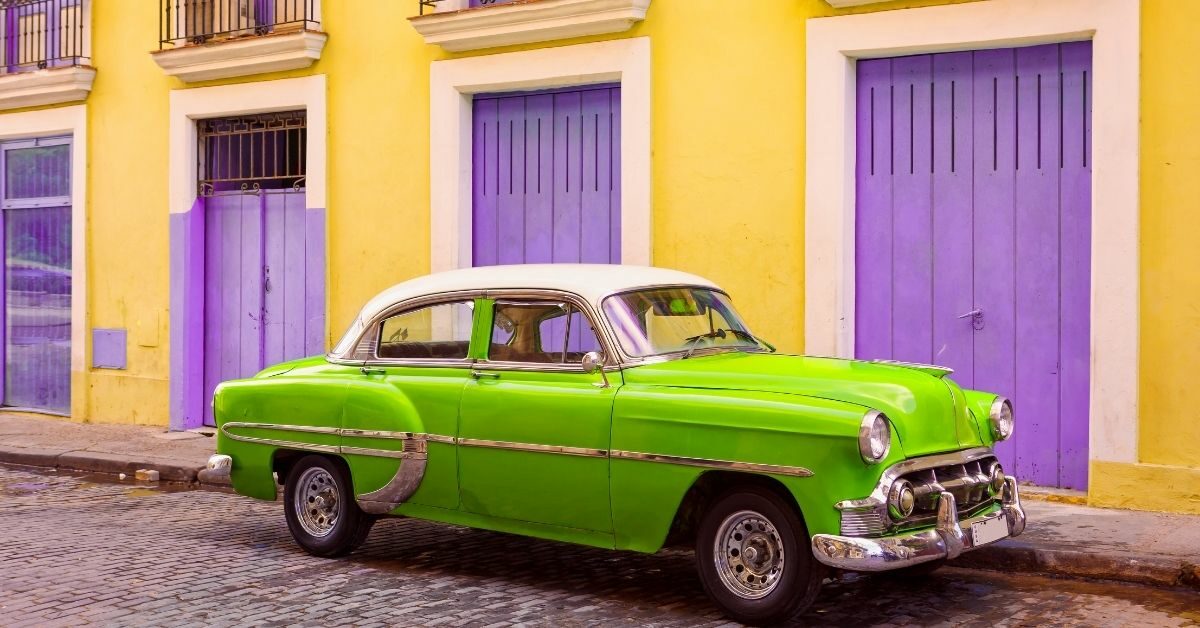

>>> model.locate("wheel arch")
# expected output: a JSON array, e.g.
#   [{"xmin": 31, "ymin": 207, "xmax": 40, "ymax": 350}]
[{"xmin": 662, "ymin": 471, "xmax": 807, "ymax": 549}]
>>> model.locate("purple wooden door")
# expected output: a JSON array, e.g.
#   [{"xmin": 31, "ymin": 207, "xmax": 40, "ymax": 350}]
[
  {"xmin": 472, "ymin": 85, "xmax": 621, "ymax": 267},
  {"xmin": 1, "ymin": 138, "xmax": 71, "ymax": 414},
  {"xmin": 855, "ymin": 43, "xmax": 1092, "ymax": 489},
  {"xmin": 202, "ymin": 189, "xmax": 318, "ymax": 425}
]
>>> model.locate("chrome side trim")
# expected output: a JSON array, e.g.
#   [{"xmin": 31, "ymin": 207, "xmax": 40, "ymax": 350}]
[
  {"xmin": 221, "ymin": 422, "xmax": 427, "ymax": 459},
  {"xmin": 457, "ymin": 438, "xmax": 607, "ymax": 458},
  {"xmin": 610, "ymin": 450, "xmax": 813, "ymax": 478},
  {"xmin": 221, "ymin": 431, "xmax": 342, "ymax": 455},
  {"xmin": 358, "ymin": 458, "xmax": 428, "ymax": 515},
  {"xmin": 225, "ymin": 421, "xmax": 340, "ymax": 436},
  {"xmin": 339, "ymin": 445, "xmax": 423, "ymax": 460},
  {"xmin": 221, "ymin": 422, "xmax": 815, "ymax": 479},
  {"xmin": 340, "ymin": 428, "xmax": 419, "ymax": 440}
]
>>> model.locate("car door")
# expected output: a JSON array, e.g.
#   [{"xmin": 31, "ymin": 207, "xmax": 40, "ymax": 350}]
[
  {"xmin": 457, "ymin": 294, "xmax": 617, "ymax": 533},
  {"xmin": 341, "ymin": 296, "xmax": 480, "ymax": 511}
]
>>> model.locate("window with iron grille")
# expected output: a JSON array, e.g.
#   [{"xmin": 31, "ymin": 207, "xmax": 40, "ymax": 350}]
[{"xmin": 197, "ymin": 110, "xmax": 306, "ymax": 196}]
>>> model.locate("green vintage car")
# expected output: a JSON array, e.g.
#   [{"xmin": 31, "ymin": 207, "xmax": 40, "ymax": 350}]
[{"xmin": 207, "ymin": 264, "xmax": 1024, "ymax": 625}]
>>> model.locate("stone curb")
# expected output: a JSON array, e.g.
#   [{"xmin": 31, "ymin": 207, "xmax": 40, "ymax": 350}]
[
  {"xmin": 0, "ymin": 444, "xmax": 225, "ymax": 486},
  {"xmin": 952, "ymin": 541, "xmax": 1200, "ymax": 592}
]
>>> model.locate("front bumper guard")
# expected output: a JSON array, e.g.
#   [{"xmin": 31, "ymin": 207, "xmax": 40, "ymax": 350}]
[{"xmin": 811, "ymin": 476, "xmax": 1025, "ymax": 572}]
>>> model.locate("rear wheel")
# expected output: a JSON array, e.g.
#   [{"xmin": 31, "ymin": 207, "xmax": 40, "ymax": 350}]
[
  {"xmin": 695, "ymin": 486, "xmax": 824, "ymax": 625},
  {"xmin": 283, "ymin": 455, "xmax": 374, "ymax": 557}
]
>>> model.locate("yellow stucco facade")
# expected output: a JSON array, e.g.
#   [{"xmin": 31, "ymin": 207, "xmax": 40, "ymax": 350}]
[{"xmin": 1, "ymin": 0, "xmax": 1194, "ymax": 513}]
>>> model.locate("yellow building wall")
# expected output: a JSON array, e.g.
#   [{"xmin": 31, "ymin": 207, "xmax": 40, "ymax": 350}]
[
  {"xmin": 1089, "ymin": 0, "xmax": 1200, "ymax": 514},
  {"xmin": 80, "ymin": 0, "xmax": 971, "ymax": 427}
]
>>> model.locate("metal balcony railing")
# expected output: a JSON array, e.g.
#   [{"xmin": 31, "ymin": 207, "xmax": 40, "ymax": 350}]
[
  {"xmin": 418, "ymin": 0, "xmax": 519, "ymax": 16},
  {"xmin": 0, "ymin": 0, "xmax": 88, "ymax": 75},
  {"xmin": 159, "ymin": 0, "xmax": 319, "ymax": 49}
]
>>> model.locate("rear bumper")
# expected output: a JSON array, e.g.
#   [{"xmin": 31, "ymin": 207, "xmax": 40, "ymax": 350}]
[
  {"xmin": 811, "ymin": 477, "xmax": 1025, "ymax": 572},
  {"xmin": 198, "ymin": 453, "xmax": 232, "ymax": 484}
]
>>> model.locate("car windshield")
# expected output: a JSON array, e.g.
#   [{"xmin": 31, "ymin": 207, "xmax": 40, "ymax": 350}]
[{"xmin": 602, "ymin": 287, "xmax": 766, "ymax": 358}]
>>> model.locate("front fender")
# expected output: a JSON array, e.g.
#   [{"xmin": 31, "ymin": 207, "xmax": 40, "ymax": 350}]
[{"xmin": 610, "ymin": 386, "xmax": 898, "ymax": 552}]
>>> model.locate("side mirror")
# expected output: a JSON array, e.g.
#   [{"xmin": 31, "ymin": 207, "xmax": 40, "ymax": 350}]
[{"xmin": 581, "ymin": 351, "xmax": 610, "ymax": 388}]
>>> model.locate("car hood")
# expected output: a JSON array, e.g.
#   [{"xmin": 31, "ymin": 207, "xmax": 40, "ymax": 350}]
[{"xmin": 621, "ymin": 352, "xmax": 985, "ymax": 456}]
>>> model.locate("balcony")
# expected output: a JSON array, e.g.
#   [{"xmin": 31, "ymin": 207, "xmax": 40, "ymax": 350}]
[
  {"xmin": 151, "ymin": 0, "xmax": 326, "ymax": 83},
  {"xmin": 410, "ymin": 0, "xmax": 650, "ymax": 52},
  {"xmin": 0, "ymin": 0, "xmax": 94, "ymax": 110}
]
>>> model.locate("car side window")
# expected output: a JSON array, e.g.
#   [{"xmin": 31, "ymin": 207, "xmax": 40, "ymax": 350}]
[
  {"xmin": 377, "ymin": 301, "xmax": 474, "ymax": 361},
  {"xmin": 488, "ymin": 301, "xmax": 601, "ymax": 364}
]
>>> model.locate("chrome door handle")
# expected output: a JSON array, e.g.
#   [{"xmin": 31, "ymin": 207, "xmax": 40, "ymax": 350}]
[
  {"xmin": 471, "ymin": 370, "xmax": 500, "ymax": 379},
  {"xmin": 360, "ymin": 366, "xmax": 385, "ymax": 376}
]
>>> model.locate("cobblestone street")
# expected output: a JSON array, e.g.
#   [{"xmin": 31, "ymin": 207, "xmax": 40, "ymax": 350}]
[{"xmin": 1, "ymin": 465, "xmax": 1197, "ymax": 627}]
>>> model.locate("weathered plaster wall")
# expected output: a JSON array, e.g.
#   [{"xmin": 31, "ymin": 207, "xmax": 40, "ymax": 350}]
[{"xmin": 1088, "ymin": 0, "xmax": 1200, "ymax": 514}]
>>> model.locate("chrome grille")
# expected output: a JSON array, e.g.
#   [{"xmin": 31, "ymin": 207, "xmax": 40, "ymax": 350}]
[
  {"xmin": 901, "ymin": 456, "xmax": 999, "ymax": 517},
  {"xmin": 838, "ymin": 508, "xmax": 888, "ymax": 536},
  {"xmin": 837, "ymin": 451, "xmax": 1002, "ymax": 537}
]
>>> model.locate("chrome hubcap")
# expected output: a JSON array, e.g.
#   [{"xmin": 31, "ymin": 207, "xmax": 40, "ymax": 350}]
[
  {"xmin": 294, "ymin": 467, "xmax": 340, "ymax": 537},
  {"xmin": 714, "ymin": 509, "xmax": 785, "ymax": 599}
]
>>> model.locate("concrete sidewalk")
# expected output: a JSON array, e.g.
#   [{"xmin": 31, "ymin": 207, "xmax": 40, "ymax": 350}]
[
  {"xmin": 0, "ymin": 412, "xmax": 215, "ymax": 483},
  {"xmin": 0, "ymin": 412, "xmax": 1196, "ymax": 591}
]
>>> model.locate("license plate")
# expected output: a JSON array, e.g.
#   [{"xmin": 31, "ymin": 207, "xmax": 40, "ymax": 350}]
[{"xmin": 971, "ymin": 514, "xmax": 1009, "ymax": 547}]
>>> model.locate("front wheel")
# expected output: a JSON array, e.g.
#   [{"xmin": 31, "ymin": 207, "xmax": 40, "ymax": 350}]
[
  {"xmin": 283, "ymin": 455, "xmax": 374, "ymax": 557},
  {"xmin": 695, "ymin": 486, "xmax": 824, "ymax": 625}
]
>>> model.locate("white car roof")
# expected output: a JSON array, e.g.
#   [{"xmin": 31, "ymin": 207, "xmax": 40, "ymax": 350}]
[{"xmin": 358, "ymin": 264, "xmax": 720, "ymax": 323}]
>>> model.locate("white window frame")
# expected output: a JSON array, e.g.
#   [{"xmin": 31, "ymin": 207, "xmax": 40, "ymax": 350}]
[
  {"xmin": 0, "ymin": 104, "xmax": 86, "ymax": 416},
  {"xmin": 429, "ymin": 37, "xmax": 651, "ymax": 273}
]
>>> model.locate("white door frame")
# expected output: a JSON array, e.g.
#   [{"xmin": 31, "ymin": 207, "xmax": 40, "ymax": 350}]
[
  {"xmin": 804, "ymin": 0, "xmax": 1140, "ymax": 465},
  {"xmin": 167, "ymin": 75, "xmax": 327, "ymax": 430}
]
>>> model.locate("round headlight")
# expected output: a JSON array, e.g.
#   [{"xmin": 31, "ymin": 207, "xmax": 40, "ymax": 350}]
[
  {"xmin": 989, "ymin": 397, "xmax": 1014, "ymax": 441},
  {"xmin": 888, "ymin": 479, "xmax": 916, "ymax": 519},
  {"xmin": 859, "ymin": 410, "xmax": 891, "ymax": 464}
]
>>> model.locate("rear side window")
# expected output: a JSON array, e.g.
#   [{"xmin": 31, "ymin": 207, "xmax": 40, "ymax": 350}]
[{"xmin": 377, "ymin": 301, "xmax": 474, "ymax": 360}]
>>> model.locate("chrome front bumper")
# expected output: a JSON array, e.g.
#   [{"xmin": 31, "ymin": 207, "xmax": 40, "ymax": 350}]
[{"xmin": 811, "ymin": 477, "xmax": 1025, "ymax": 572}]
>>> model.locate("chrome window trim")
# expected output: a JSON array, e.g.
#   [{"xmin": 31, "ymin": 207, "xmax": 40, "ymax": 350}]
[{"xmin": 326, "ymin": 283, "xmax": 761, "ymax": 370}]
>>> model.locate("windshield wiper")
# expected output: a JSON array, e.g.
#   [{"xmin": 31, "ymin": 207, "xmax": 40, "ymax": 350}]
[{"xmin": 681, "ymin": 329, "xmax": 774, "ymax": 359}]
